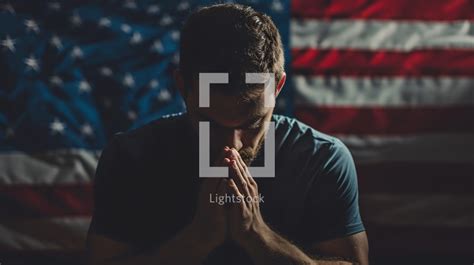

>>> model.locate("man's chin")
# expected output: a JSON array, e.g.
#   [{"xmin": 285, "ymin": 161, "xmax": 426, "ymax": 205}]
[{"xmin": 239, "ymin": 141, "xmax": 263, "ymax": 166}]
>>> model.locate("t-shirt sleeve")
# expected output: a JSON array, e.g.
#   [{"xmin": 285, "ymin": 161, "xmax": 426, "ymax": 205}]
[
  {"xmin": 299, "ymin": 139, "xmax": 365, "ymax": 245},
  {"xmin": 88, "ymin": 134, "xmax": 136, "ymax": 243}
]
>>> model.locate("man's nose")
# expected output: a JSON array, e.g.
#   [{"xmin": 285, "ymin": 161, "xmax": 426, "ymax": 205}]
[{"xmin": 224, "ymin": 129, "xmax": 243, "ymax": 150}]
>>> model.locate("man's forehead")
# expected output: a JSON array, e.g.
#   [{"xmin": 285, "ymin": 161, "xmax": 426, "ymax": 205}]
[{"xmin": 197, "ymin": 94, "xmax": 267, "ymax": 128}]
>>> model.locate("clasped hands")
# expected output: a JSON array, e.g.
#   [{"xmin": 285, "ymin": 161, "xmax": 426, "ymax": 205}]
[{"xmin": 191, "ymin": 146, "xmax": 270, "ymax": 250}]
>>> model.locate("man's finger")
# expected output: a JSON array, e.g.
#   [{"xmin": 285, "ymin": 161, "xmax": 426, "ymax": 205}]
[
  {"xmin": 227, "ymin": 178, "xmax": 244, "ymax": 198},
  {"xmin": 229, "ymin": 159, "xmax": 251, "ymax": 197},
  {"xmin": 213, "ymin": 146, "xmax": 230, "ymax": 166},
  {"xmin": 232, "ymin": 149, "xmax": 258, "ymax": 188}
]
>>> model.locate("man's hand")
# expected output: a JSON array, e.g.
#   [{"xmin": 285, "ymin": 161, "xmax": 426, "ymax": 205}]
[
  {"xmin": 224, "ymin": 147, "xmax": 270, "ymax": 246},
  {"xmin": 190, "ymin": 148, "xmax": 229, "ymax": 250}
]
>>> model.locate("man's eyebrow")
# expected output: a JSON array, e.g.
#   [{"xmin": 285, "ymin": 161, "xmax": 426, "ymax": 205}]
[{"xmin": 197, "ymin": 112, "xmax": 264, "ymax": 129}]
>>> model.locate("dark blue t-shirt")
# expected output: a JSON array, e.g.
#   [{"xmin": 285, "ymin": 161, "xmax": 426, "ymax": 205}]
[{"xmin": 90, "ymin": 113, "xmax": 365, "ymax": 264}]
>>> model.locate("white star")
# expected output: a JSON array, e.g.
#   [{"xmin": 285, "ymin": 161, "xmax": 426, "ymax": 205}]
[
  {"xmin": 151, "ymin": 40, "xmax": 164, "ymax": 53},
  {"xmin": 48, "ymin": 2, "xmax": 61, "ymax": 11},
  {"xmin": 1, "ymin": 35, "xmax": 15, "ymax": 52},
  {"xmin": 160, "ymin": 14, "xmax": 173, "ymax": 26},
  {"xmin": 149, "ymin": 79, "xmax": 159, "ymax": 89},
  {"xmin": 177, "ymin": 1, "xmax": 190, "ymax": 11},
  {"xmin": 70, "ymin": 13, "xmax": 82, "ymax": 27},
  {"xmin": 98, "ymin": 17, "xmax": 111, "ymax": 28},
  {"xmin": 71, "ymin": 46, "xmax": 83, "ymax": 59},
  {"xmin": 50, "ymin": 118, "xmax": 66, "ymax": 134},
  {"xmin": 172, "ymin": 52, "xmax": 180, "ymax": 64},
  {"xmin": 127, "ymin": 110, "xmax": 137, "ymax": 120},
  {"xmin": 170, "ymin": 30, "xmax": 180, "ymax": 41},
  {"xmin": 121, "ymin": 24, "xmax": 132, "ymax": 33},
  {"xmin": 1, "ymin": 3, "xmax": 15, "ymax": 14},
  {"xmin": 99, "ymin": 66, "xmax": 113, "ymax": 76},
  {"xmin": 123, "ymin": 0, "xmax": 137, "ymax": 9},
  {"xmin": 78, "ymin": 80, "xmax": 91, "ymax": 93},
  {"xmin": 130, "ymin": 32, "xmax": 142, "ymax": 44},
  {"xmin": 271, "ymin": 0, "xmax": 284, "ymax": 12},
  {"xmin": 157, "ymin": 89, "xmax": 171, "ymax": 102},
  {"xmin": 24, "ymin": 55, "xmax": 39, "ymax": 71},
  {"xmin": 24, "ymin": 19, "xmax": 40, "ymax": 33},
  {"xmin": 50, "ymin": 35, "xmax": 63, "ymax": 49},
  {"xmin": 81, "ymin": 123, "xmax": 94, "ymax": 136},
  {"xmin": 123, "ymin": 73, "xmax": 135, "ymax": 87},
  {"xmin": 147, "ymin": 5, "xmax": 160, "ymax": 14},
  {"xmin": 50, "ymin": 75, "xmax": 63, "ymax": 86}
]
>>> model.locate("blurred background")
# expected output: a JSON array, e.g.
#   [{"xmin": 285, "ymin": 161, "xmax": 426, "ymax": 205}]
[{"xmin": 0, "ymin": 0, "xmax": 473, "ymax": 264}]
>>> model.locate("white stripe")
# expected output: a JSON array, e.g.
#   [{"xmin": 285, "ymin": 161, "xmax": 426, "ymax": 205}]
[
  {"xmin": 0, "ymin": 217, "xmax": 91, "ymax": 250},
  {"xmin": 0, "ymin": 149, "xmax": 100, "ymax": 185},
  {"xmin": 291, "ymin": 19, "xmax": 474, "ymax": 50},
  {"xmin": 361, "ymin": 194, "xmax": 474, "ymax": 227},
  {"xmin": 338, "ymin": 133, "xmax": 474, "ymax": 164},
  {"xmin": 294, "ymin": 76, "xmax": 474, "ymax": 107}
]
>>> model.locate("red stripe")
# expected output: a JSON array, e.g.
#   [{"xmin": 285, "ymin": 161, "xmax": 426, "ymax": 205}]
[
  {"xmin": 292, "ymin": 49, "xmax": 474, "ymax": 77},
  {"xmin": 291, "ymin": 0, "xmax": 474, "ymax": 21},
  {"xmin": 357, "ymin": 163, "xmax": 474, "ymax": 193},
  {"xmin": 295, "ymin": 106, "xmax": 474, "ymax": 135},
  {"xmin": 0, "ymin": 184, "xmax": 93, "ymax": 217}
]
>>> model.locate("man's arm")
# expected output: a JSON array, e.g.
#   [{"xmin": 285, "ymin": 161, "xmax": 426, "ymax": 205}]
[
  {"xmin": 224, "ymin": 148, "xmax": 369, "ymax": 265},
  {"xmin": 87, "ymin": 137, "xmax": 230, "ymax": 265},
  {"xmin": 86, "ymin": 221, "xmax": 219, "ymax": 265},
  {"xmin": 311, "ymin": 231, "xmax": 369, "ymax": 265},
  {"xmin": 86, "ymin": 178, "xmax": 228, "ymax": 265},
  {"xmin": 240, "ymin": 226, "xmax": 368, "ymax": 265}
]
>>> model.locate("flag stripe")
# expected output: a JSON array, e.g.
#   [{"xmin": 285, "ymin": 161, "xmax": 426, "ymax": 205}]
[
  {"xmin": 357, "ymin": 163, "xmax": 474, "ymax": 193},
  {"xmin": 0, "ymin": 185, "xmax": 93, "ymax": 218},
  {"xmin": 0, "ymin": 217, "xmax": 90, "ymax": 251},
  {"xmin": 291, "ymin": 0, "xmax": 474, "ymax": 21},
  {"xmin": 339, "ymin": 134, "xmax": 474, "ymax": 163},
  {"xmin": 291, "ymin": 19, "xmax": 474, "ymax": 51},
  {"xmin": 0, "ymin": 150, "xmax": 98, "ymax": 185},
  {"xmin": 295, "ymin": 106, "xmax": 474, "ymax": 135},
  {"xmin": 294, "ymin": 75, "xmax": 474, "ymax": 107},
  {"xmin": 292, "ymin": 49, "xmax": 474, "ymax": 77},
  {"xmin": 360, "ymin": 193, "xmax": 474, "ymax": 226}
]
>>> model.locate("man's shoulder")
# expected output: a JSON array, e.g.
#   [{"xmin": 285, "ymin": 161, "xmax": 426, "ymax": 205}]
[{"xmin": 273, "ymin": 114, "xmax": 343, "ymax": 149}]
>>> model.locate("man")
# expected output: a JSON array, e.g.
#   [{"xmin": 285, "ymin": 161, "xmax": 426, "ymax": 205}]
[{"xmin": 86, "ymin": 3, "xmax": 369, "ymax": 265}]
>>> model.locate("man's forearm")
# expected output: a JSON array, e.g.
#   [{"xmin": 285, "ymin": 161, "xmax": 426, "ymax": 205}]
[
  {"xmin": 241, "ymin": 225, "xmax": 356, "ymax": 265},
  {"xmin": 154, "ymin": 222, "xmax": 216, "ymax": 265},
  {"xmin": 96, "ymin": 223, "xmax": 215, "ymax": 265}
]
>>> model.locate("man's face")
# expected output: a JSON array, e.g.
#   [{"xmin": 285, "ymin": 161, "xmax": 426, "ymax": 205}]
[{"xmin": 185, "ymin": 83, "xmax": 275, "ymax": 166}]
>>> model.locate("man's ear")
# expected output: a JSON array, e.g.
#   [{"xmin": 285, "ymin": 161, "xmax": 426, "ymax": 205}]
[
  {"xmin": 173, "ymin": 69, "xmax": 186, "ymax": 99},
  {"xmin": 275, "ymin": 72, "xmax": 286, "ymax": 97}
]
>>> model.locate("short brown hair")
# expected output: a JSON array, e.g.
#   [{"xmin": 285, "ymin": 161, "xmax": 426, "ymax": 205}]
[{"xmin": 179, "ymin": 3, "xmax": 285, "ymax": 95}]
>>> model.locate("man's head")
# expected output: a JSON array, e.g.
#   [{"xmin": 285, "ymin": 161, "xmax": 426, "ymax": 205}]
[{"xmin": 176, "ymin": 3, "xmax": 286, "ymax": 165}]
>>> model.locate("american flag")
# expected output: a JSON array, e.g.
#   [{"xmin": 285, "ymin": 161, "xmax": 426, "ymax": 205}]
[{"xmin": 0, "ymin": 0, "xmax": 473, "ymax": 264}]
